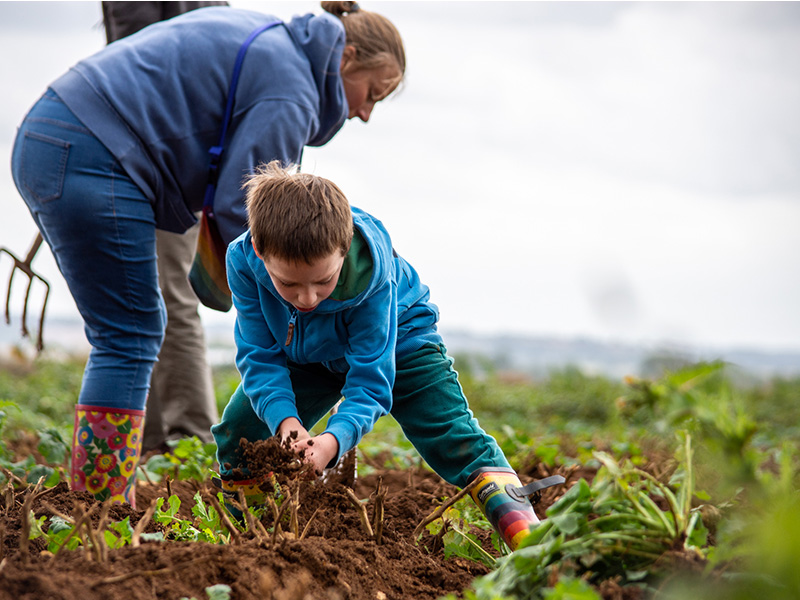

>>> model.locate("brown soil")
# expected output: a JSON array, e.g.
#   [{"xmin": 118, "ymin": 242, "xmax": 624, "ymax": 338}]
[{"xmin": 0, "ymin": 438, "xmax": 573, "ymax": 600}]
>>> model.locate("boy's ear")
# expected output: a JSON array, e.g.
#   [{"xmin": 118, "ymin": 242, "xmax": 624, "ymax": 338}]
[{"xmin": 251, "ymin": 238, "xmax": 262, "ymax": 259}]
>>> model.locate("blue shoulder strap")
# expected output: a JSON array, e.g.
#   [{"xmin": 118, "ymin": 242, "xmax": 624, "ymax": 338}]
[{"xmin": 204, "ymin": 20, "xmax": 282, "ymax": 215}]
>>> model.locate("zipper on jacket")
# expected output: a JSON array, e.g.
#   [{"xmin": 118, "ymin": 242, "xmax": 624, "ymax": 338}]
[{"xmin": 285, "ymin": 311, "xmax": 297, "ymax": 346}]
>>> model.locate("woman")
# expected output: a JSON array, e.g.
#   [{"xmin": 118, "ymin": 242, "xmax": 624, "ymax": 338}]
[{"xmin": 10, "ymin": 1, "xmax": 405, "ymax": 507}]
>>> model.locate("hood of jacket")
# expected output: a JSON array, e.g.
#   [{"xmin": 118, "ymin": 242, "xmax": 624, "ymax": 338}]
[{"xmin": 284, "ymin": 12, "xmax": 348, "ymax": 146}]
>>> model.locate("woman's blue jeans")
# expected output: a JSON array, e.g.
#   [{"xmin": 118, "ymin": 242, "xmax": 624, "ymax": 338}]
[{"xmin": 11, "ymin": 90, "xmax": 165, "ymax": 411}]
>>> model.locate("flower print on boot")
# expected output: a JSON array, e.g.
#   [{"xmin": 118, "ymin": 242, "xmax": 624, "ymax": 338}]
[{"xmin": 71, "ymin": 404, "xmax": 145, "ymax": 508}]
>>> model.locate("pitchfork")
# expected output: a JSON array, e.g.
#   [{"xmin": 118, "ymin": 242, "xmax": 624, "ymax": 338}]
[{"xmin": 1, "ymin": 232, "xmax": 50, "ymax": 352}]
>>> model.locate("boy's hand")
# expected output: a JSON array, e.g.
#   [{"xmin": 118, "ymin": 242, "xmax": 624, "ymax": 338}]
[
  {"xmin": 292, "ymin": 433, "xmax": 340, "ymax": 475},
  {"xmin": 277, "ymin": 417, "xmax": 310, "ymax": 444},
  {"xmin": 277, "ymin": 418, "xmax": 339, "ymax": 475}
]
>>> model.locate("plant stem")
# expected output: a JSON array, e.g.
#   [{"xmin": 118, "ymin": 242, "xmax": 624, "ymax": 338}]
[{"xmin": 448, "ymin": 520, "xmax": 496, "ymax": 567}]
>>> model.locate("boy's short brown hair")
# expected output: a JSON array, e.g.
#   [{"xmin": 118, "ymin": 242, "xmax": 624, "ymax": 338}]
[{"xmin": 244, "ymin": 161, "xmax": 353, "ymax": 264}]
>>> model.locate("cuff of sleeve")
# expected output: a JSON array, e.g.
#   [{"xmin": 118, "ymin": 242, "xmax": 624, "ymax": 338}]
[
  {"xmin": 255, "ymin": 396, "xmax": 299, "ymax": 434},
  {"xmin": 323, "ymin": 422, "xmax": 358, "ymax": 467}
]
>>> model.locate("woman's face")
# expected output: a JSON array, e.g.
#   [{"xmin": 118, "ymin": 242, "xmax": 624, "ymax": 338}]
[{"xmin": 340, "ymin": 47, "xmax": 401, "ymax": 122}]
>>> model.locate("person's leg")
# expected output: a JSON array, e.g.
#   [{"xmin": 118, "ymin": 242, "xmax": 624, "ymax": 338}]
[
  {"xmin": 390, "ymin": 343, "xmax": 539, "ymax": 550},
  {"xmin": 144, "ymin": 223, "xmax": 218, "ymax": 452},
  {"xmin": 390, "ymin": 343, "xmax": 509, "ymax": 487},
  {"xmin": 11, "ymin": 90, "xmax": 164, "ymax": 507}
]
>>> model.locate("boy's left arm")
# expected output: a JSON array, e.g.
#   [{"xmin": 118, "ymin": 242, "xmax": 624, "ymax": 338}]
[{"xmin": 321, "ymin": 281, "xmax": 399, "ymax": 466}]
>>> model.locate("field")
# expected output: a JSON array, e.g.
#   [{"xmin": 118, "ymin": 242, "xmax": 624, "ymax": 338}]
[{"xmin": 1, "ymin": 352, "xmax": 799, "ymax": 600}]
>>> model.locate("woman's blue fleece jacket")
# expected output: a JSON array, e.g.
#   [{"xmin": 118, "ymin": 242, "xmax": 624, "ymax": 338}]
[
  {"xmin": 49, "ymin": 7, "xmax": 348, "ymax": 244},
  {"xmin": 227, "ymin": 207, "xmax": 443, "ymax": 464}
]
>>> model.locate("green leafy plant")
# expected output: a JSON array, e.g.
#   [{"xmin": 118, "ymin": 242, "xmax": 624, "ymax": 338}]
[
  {"xmin": 466, "ymin": 434, "xmax": 710, "ymax": 599},
  {"xmin": 1, "ymin": 402, "xmax": 65, "ymax": 487},
  {"xmin": 141, "ymin": 436, "xmax": 217, "ymax": 483},
  {"xmin": 541, "ymin": 578, "xmax": 602, "ymax": 600},
  {"xmin": 425, "ymin": 504, "xmax": 497, "ymax": 568},
  {"xmin": 154, "ymin": 493, "xmax": 235, "ymax": 544},
  {"xmin": 619, "ymin": 362, "xmax": 795, "ymax": 503}
]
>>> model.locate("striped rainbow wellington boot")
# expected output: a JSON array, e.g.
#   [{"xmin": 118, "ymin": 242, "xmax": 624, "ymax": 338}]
[
  {"xmin": 212, "ymin": 473, "xmax": 279, "ymax": 521},
  {"xmin": 70, "ymin": 404, "xmax": 145, "ymax": 509},
  {"xmin": 468, "ymin": 466, "xmax": 541, "ymax": 551}
]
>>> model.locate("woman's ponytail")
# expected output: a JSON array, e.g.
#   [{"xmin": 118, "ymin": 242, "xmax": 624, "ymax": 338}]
[
  {"xmin": 321, "ymin": 1, "xmax": 405, "ymax": 83},
  {"xmin": 320, "ymin": 1, "xmax": 360, "ymax": 18}
]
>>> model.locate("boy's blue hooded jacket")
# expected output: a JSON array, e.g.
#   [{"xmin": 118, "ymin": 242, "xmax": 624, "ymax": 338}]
[
  {"xmin": 50, "ymin": 7, "xmax": 348, "ymax": 244},
  {"xmin": 227, "ymin": 207, "xmax": 442, "ymax": 464}
]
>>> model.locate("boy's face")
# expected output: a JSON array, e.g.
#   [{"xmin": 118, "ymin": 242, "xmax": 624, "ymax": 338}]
[{"xmin": 262, "ymin": 252, "xmax": 344, "ymax": 313}]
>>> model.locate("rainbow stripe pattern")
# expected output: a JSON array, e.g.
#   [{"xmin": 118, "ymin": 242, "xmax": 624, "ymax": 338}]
[
  {"xmin": 213, "ymin": 473, "xmax": 279, "ymax": 521},
  {"xmin": 468, "ymin": 467, "xmax": 541, "ymax": 550}
]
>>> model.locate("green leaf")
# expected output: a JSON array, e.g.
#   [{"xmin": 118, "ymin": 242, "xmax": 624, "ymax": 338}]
[
  {"xmin": 37, "ymin": 428, "xmax": 69, "ymax": 464},
  {"xmin": 154, "ymin": 494, "xmax": 182, "ymax": 525},
  {"xmin": 694, "ymin": 489, "xmax": 711, "ymax": 501},
  {"xmin": 25, "ymin": 464, "xmax": 56, "ymax": 485},
  {"xmin": 108, "ymin": 517, "xmax": 134, "ymax": 545},
  {"xmin": 46, "ymin": 520, "xmax": 81, "ymax": 553},
  {"xmin": 687, "ymin": 515, "xmax": 709, "ymax": 549},
  {"xmin": 542, "ymin": 577, "xmax": 602, "ymax": 600},
  {"xmin": 547, "ymin": 479, "xmax": 591, "ymax": 517},
  {"xmin": 103, "ymin": 529, "xmax": 123, "ymax": 549},
  {"xmin": 28, "ymin": 512, "xmax": 47, "ymax": 540},
  {"xmin": 550, "ymin": 512, "xmax": 584, "ymax": 536},
  {"xmin": 205, "ymin": 585, "xmax": 232, "ymax": 600}
]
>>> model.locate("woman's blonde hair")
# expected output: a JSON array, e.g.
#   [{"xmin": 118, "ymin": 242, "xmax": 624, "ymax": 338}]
[
  {"xmin": 244, "ymin": 161, "xmax": 353, "ymax": 264},
  {"xmin": 321, "ymin": 1, "xmax": 405, "ymax": 88}
]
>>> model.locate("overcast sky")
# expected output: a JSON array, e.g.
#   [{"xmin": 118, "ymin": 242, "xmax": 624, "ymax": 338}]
[{"xmin": 1, "ymin": 1, "xmax": 799, "ymax": 354}]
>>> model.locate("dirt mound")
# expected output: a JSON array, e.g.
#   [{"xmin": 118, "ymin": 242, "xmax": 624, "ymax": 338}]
[{"xmin": 2, "ymin": 437, "xmax": 536, "ymax": 600}]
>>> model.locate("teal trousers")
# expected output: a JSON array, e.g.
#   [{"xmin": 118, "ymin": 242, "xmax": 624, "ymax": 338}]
[{"xmin": 212, "ymin": 343, "xmax": 509, "ymax": 487}]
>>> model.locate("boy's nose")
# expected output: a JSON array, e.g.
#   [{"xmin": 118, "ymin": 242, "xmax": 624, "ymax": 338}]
[{"xmin": 297, "ymin": 288, "xmax": 315, "ymax": 307}]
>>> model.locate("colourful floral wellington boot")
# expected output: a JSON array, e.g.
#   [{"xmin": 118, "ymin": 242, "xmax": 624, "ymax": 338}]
[
  {"xmin": 71, "ymin": 404, "xmax": 145, "ymax": 509},
  {"xmin": 468, "ymin": 467, "xmax": 541, "ymax": 551}
]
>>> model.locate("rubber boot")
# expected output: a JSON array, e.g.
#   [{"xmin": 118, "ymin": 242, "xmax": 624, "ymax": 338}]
[
  {"xmin": 70, "ymin": 404, "xmax": 145, "ymax": 509},
  {"xmin": 212, "ymin": 473, "xmax": 278, "ymax": 521},
  {"xmin": 468, "ymin": 466, "xmax": 541, "ymax": 551}
]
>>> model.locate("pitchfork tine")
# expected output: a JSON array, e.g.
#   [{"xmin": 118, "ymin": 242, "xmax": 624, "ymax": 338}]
[{"xmin": 1, "ymin": 232, "xmax": 51, "ymax": 352}]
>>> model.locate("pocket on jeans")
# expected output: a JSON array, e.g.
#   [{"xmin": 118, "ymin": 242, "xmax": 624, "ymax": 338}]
[{"xmin": 19, "ymin": 131, "xmax": 70, "ymax": 204}]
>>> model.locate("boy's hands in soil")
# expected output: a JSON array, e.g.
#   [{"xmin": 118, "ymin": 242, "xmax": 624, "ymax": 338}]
[{"xmin": 278, "ymin": 417, "xmax": 339, "ymax": 475}]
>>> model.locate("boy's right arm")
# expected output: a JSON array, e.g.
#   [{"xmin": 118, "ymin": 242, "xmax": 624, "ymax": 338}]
[{"xmin": 226, "ymin": 240, "xmax": 300, "ymax": 432}]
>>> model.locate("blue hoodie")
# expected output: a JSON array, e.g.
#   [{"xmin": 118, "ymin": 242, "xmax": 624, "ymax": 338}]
[
  {"xmin": 227, "ymin": 206, "xmax": 442, "ymax": 464},
  {"xmin": 50, "ymin": 7, "xmax": 348, "ymax": 244}
]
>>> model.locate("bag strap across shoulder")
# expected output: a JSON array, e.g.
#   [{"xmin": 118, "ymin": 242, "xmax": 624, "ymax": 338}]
[{"xmin": 204, "ymin": 20, "xmax": 283, "ymax": 215}]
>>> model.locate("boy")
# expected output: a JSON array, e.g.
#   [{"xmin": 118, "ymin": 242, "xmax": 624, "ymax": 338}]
[{"xmin": 211, "ymin": 161, "xmax": 542, "ymax": 550}]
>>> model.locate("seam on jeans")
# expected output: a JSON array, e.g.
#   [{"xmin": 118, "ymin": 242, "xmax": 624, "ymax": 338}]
[
  {"xmin": 27, "ymin": 116, "xmax": 91, "ymax": 134},
  {"xmin": 110, "ymin": 163, "xmax": 143, "ymax": 406}
]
